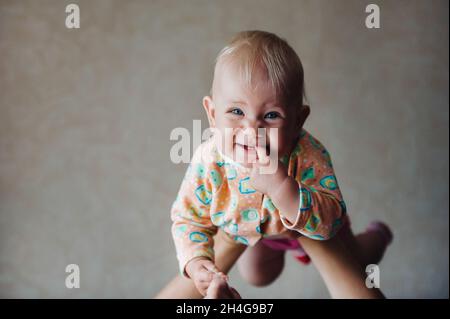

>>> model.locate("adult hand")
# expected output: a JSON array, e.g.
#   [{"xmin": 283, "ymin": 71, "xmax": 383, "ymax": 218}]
[{"xmin": 204, "ymin": 274, "xmax": 242, "ymax": 299}]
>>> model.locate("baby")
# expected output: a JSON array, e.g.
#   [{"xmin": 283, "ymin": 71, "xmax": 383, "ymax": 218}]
[{"xmin": 170, "ymin": 31, "xmax": 390, "ymax": 296}]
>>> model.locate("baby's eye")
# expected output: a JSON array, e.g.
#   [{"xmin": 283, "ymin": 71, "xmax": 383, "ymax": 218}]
[
  {"xmin": 265, "ymin": 111, "xmax": 281, "ymax": 120},
  {"xmin": 230, "ymin": 108, "xmax": 244, "ymax": 116}
]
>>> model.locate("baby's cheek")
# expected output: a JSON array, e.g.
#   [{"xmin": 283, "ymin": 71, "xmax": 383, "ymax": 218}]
[
  {"xmin": 214, "ymin": 127, "xmax": 234, "ymax": 153},
  {"xmin": 268, "ymin": 130, "xmax": 285, "ymax": 156}
]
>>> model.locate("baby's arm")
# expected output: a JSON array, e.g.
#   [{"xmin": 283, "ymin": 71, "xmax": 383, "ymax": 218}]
[
  {"xmin": 171, "ymin": 153, "xmax": 224, "ymax": 295},
  {"xmin": 270, "ymin": 178, "xmax": 344, "ymax": 240},
  {"xmin": 266, "ymin": 138, "xmax": 346, "ymax": 240}
]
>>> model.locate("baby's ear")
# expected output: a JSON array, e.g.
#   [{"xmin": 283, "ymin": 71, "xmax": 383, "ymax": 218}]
[
  {"xmin": 202, "ymin": 96, "xmax": 216, "ymax": 127},
  {"xmin": 297, "ymin": 104, "xmax": 310, "ymax": 130}
]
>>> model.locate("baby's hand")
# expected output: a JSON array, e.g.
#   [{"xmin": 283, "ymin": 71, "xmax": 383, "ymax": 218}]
[
  {"xmin": 250, "ymin": 146, "xmax": 288, "ymax": 197},
  {"xmin": 185, "ymin": 257, "xmax": 228, "ymax": 296}
]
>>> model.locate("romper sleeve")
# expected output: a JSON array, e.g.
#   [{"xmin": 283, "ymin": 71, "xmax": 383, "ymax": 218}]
[
  {"xmin": 170, "ymin": 144, "xmax": 218, "ymax": 277},
  {"xmin": 279, "ymin": 133, "xmax": 347, "ymax": 240}
]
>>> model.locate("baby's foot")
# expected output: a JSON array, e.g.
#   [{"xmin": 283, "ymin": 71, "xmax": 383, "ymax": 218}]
[{"xmin": 366, "ymin": 221, "xmax": 393, "ymax": 247}]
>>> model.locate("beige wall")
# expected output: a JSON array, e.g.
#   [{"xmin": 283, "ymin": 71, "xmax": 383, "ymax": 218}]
[{"xmin": 0, "ymin": 0, "xmax": 448, "ymax": 298}]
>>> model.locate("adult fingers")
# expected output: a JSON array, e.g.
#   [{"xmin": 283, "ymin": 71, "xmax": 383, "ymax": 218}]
[
  {"xmin": 196, "ymin": 268, "xmax": 215, "ymax": 282},
  {"xmin": 204, "ymin": 275, "xmax": 232, "ymax": 299},
  {"xmin": 230, "ymin": 287, "xmax": 242, "ymax": 299}
]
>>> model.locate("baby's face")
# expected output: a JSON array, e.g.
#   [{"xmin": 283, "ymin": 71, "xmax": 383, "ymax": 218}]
[{"xmin": 203, "ymin": 64, "xmax": 302, "ymax": 168}]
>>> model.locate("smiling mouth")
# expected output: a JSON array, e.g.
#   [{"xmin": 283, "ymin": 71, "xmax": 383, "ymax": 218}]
[
  {"xmin": 234, "ymin": 142, "xmax": 270, "ymax": 154},
  {"xmin": 236, "ymin": 143, "xmax": 254, "ymax": 151}
]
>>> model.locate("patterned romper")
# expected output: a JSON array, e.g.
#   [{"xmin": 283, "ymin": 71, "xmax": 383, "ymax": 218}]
[{"xmin": 171, "ymin": 129, "xmax": 348, "ymax": 276}]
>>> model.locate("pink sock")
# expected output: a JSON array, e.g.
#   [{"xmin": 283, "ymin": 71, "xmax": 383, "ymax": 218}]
[{"xmin": 292, "ymin": 247, "xmax": 311, "ymax": 264}]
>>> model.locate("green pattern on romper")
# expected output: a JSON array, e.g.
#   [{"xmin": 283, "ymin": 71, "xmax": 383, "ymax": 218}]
[
  {"xmin": 299, "ymin": 129, "xmax": 307, "ymax": 139},
  {"xmin": 308, "ymin": 234, "xmax": 325, "ymax": 240},
  {"xmin": 319, "ymin": 175, "xmax": 338, "ymax": 190},
  {"xmin": 189, "ymin": 231, "xmax": 209, "ymax": 243},
  {"xmin": 227, "ymin": 223, "xmax": 238, "ymax": 234},
  {"xmin": 263, "ymin": 197, "xmax": 276, "ymax": 213},
  {"xmin": 299, "ymin": 187, "xmax": 312, "ymax": 211},
  {"xmin": 226, "ymin": 164, "xmax": 237, "ymax": 180},
  {"xmin": 234, "ymin": 236, "xmax": 249, "ymax": 245},
  {"xmin": 241, "ymin": 208, "xmax": 259, "ymax": 222},
  {"xmin": 330, "ymin": 218, "xmax": 342, "ymax": 237},
  {"xmin": 187, "ymin": 206, "xmax": 196, "ymax": 217},
  {"xmin": 210, "ymin": 169, "xmax": 222, "ymax": 188},
  {"xmin": 301, "ymin": 167, "xmax": 315, "ymax": 182},
  {"xmin": 175, "ymin": 225, "xmax": 188, "ymax": 237},
  {"xmin": 211, "ymin": 211, "xmax": 225, "ymax": 226},
  {"xmin": 292, "ymin": 143, "xmax": 302, "ymax": 156},
  {"xmin": 189, "ymin": 220, "xmax": 211, "ymax": 228},
  {"xmin": 197, "ymin": 207, "xmax": 207, "ymax": 217},
  {"xmin": 216, "ymin": 160, "xmax": 225, "ymax": 168},
  {"xmin": 322, "ymin": 149, "xmax": 333, "ymax": 168},
  {"xmin": 309, "ymin": 134, "xmax": 322, "ymax": 149},
  {"xmin": 195, "ymin": 163, "xmax": 206, "ymax": 178},
  {"xmin": 238, "ymin": 177, "xmax": 256, "ymax": 194},
  {"xmin": 229, "ymin": 195, "xmax": 238, "ymax": 211},
  {"xmin": 194, "ymin": 184, "xmax": 212, "ymax": 205},
  {"xmin": 188, "ymin": 205, "xmax": 206, "ymax": 218},
  {"xmin": 305, "ymin": 214, "xmax": 321, "ymax": 232}
]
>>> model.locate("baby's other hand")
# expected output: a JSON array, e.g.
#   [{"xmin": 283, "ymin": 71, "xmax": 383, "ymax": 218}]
[{"xmin": 185, "ymin": 257, "xmax": 228, "ymax": 296}]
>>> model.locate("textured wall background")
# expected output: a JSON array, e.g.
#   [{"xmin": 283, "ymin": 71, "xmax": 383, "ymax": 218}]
[{"xmin": 0, "ymin": 0, "xmax": 448, "ymax": 298}]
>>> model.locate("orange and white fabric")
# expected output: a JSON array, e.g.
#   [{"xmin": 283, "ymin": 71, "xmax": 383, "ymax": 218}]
[{"xmin": 171, "ymin": 129, "xmax": 347, "ymax": 276}]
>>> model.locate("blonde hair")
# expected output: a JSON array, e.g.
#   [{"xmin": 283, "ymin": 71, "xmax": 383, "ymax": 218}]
[{"xmin": 212, "ymin": 30, "xmax": 305, "ymax": 108}]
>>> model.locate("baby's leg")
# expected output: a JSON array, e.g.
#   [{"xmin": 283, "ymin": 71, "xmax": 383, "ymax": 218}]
[
  {"xmin": 155, "ymin": 229, "xmax": 246, "ymax": 299},
  {"xmin": 299, "ymin": 228, "xmax": 385, "ymax": 299},
  {"xmin": 339, "ymin": 221, "xmax": 393, "ymax": 267},
  {"xmin": 237, "ymin": 240, "xmax": 286, "ymax": 287}
]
